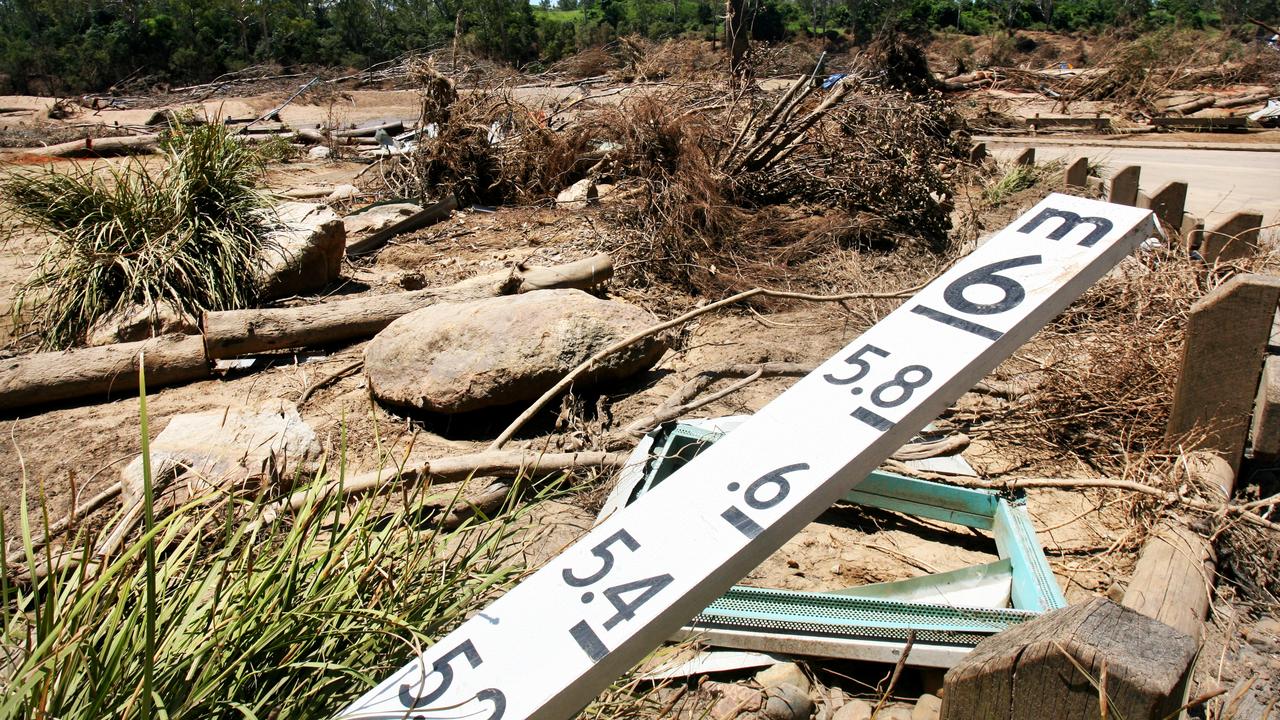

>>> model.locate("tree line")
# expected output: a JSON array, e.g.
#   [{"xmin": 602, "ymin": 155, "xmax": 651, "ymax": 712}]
[{"xmin": 0, "ymin": 0, "xmax": 1275, "ymax": 94}]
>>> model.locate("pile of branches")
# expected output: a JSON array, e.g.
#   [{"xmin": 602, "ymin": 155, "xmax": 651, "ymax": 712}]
[{"xmin": 372, "ymin": 50, "xmax": 968, "ymax": 293}]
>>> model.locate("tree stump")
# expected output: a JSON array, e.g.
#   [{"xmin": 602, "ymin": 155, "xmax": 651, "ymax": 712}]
[{"xmin": 941, "ymin": 598, "xmax": 1196, "ymax": 720}]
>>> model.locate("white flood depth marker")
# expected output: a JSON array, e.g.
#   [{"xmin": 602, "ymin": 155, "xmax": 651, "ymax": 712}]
[{"xmin": 337, "ymin": 194, "xmax": 1157, "ymax": 720}]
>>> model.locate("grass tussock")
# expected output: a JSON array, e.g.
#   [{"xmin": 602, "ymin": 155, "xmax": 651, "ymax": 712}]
[
  {"xmin": 1, "ymin": 454, "xmax": 541, "ymax": 718},
  {"xmin": 4, "ymin": 123, "xmax": 274, "ymax": 349}
]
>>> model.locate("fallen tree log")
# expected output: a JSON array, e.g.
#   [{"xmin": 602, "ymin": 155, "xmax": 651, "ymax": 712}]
[
  {"xmin": 1214, "ymin": 91, "xmax": 1273, "ymax": 109},
  {"xmin": 1167, "ymin": 96, "xmax": 1215, "ymax": 115},
  {"xmin": 30, "ymin": 134, "xmax": 159, "ymax": 157},
  {"xmin": 332, "ymin": 121, "xmax": 404, "ymax": 138},
  {"xmin": 202, "ymin": 253, "xmax": 615, "ymax": 358},
  {"xmin": 0, "ymin": 335, "xmax": 208, "ymax": 411},
  {"xmin": 252, "ymin": 449, "xmax": 628, "ymax": 529}
]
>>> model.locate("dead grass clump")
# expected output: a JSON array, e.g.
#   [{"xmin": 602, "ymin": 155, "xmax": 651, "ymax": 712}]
[
  {"xmin": 1005, "ymin": 256, "xmax": 1205, "ymax": 471},
  {"xmin": 633, "ymin": 38, "xmax": 725, "ymax": 81},
  {"xmin": 547, "ymin": 46, "xmax": 624, "ymax": 79}
]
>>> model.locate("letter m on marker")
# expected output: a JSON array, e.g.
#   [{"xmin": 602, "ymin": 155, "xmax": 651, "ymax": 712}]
[{"xmin": 1016, "ymin": 208, "xmax": 1113, "ymax": 248}]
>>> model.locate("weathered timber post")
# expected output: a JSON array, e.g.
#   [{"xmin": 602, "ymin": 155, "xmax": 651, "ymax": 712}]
[
  {"xmin": 1121, "ymin": 451, "xmax": 1234, "ymax": 644},
  {"xmin": 1013, "ymin": 147, "xmax": 1035, "ymax": 167},
  {"xmin": 1167, "ymin": 274, "xmax": 1280, "ymax": 473},
  {"xmin": 1065, "ymin": 157, "xmax": 1089, "ymax": 188},
  {"xmin": 941, "ymin": 598, "xmax": 1197, "ymax": 720}
]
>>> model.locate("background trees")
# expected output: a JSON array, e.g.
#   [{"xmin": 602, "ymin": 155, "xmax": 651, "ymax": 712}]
[{"xmin": 0, "ymin": 0, "xmax": 1274, "ymax": 94}]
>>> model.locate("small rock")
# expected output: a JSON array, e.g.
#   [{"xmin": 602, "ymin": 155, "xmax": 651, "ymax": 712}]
[
  {"xmin": 326, "ymin": 183, "xmax": 359, "ymax": 201},
  {"xmin": 709, "ymin": 682, "xmax": 765, "ymax": 720},
  {"xmin": 556, "ymin": 178, "xmax": 597, "ymax": 208},
  {"xmin": 85, "ymin": 301, "xmax": 198, "ymax": 346},
  {"xmin": 259, "ymin": 202, "xmax": 346, "ymax": 300},
  {"xmin": 343, "ymin": 202, "xmax": 423, "ymax": 237},
  {"xmin": 825, "ymin": 687, "xmax": 846, "ymax": 710},
  {"xmin": 398, "ymin": 271, "xmax": 427, "ymax": 290},
  {"xmin": 365, "ymin": 289, "xmax": 666, "ymax": 414},
  {"xmin": 307, "ymin": 145, "xmax": 331, "ymax": 160},
  {"xmin": 878, "ymin": 705, "xmax": 913, "ymax": 720},
  {"xmin": 755, "ymin": 662, "xmax": 811, "ymax": 694},
  {"xmin": 831, "ymin": 699, "xmax": 871, "ymax": 720},
  {"xmin": 762, "ymin": 683, "xmax": 813, "ymax": 720},
  {"xmin": 912, "ymin": 694, "xmax": 942, "ymax": 720},
  {"xmin": 595, "ymin": 182, "xmax": 616, "ymax": 199}
]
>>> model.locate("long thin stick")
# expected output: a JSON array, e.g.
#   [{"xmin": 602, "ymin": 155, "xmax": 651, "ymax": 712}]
[{"xmin": 488, "ymin": 280, "xmax": 932, "ymax": 451}]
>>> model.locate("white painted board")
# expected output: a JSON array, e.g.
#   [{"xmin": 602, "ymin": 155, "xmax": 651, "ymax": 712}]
[{"xmin": 336, "ymin": 194, "xmax": 1157, "ymax": 720}]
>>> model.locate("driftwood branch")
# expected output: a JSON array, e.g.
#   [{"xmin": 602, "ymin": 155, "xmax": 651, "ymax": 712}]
[{"xmin": 487, "ymin": 279, "xmax": 932, "ymax": 451}]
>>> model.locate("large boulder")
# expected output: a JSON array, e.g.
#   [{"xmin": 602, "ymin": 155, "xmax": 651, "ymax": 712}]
[
  {"xmin": 259, "ymin": 201, "xmax": 346, "ymax": 300},
  {"xmin": 365, "ymin": 289, "xmax": 666, "ymax": 414}
]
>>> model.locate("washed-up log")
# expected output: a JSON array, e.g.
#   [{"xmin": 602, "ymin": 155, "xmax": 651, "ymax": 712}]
[
  {"xmin": 1167, "ymin": 96, "xmax": 1215, "ymax": 115},
  {"xmin": 30, "ymin": 134, "xmax": 159, "ymax": 157},
  {"xmin": 346, "ymin": 195, "xmax": 459, "ymax": 256},
  {"xmin": 0, "ymin": 335, "xmax": 208, "ymax": 412},
  {"xmin": 296, "ymin": 128, "xmax": 326, "ymax": 144},
  {"xmin": 1214, "ymin": 92, "xmax": 1273, "ymax": 109},
  {"xmin": 332, "ymin": 121, "xmax": 404, "ymax": 138},
  {"xmin": 201, "ymin": 253, "xmax": 615, "ymax": 358}
]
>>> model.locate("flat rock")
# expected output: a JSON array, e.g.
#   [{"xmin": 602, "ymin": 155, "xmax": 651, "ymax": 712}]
[
  {"xmin": 365, "ymin": 289, "xmax": 666, "ymax": 414},
  {"xmin": 120, "ymin": 403, "xmax": 322, "ymax": 507},
  {"xmin": 710, "ymin": 682, "xmax": 766, "ymax": 720},
  {"xmin": 762, "ymin": 683, "xmax": 814, "ymax": 720},
  {"xmin": 556, "ymin": 178, "xmax": 597, "ymax": 208},
  {"xmin": 912, "ymin": 694, "xmax": 942, "ymax": 720},
  {"xmin": 756, "ymin": 663, "xmax": 811, "ymax": 695},
  {"xmin": 343, "ymin": 202, "xmax": 424, "ymax": 237},
  {"xmin": 259, "ymin": 201, "xmax": 346, "ymax": 300},
  {"xmin": 831, "ymin": 699, "xmax": 871, "ymax": 720},
  {"xmin": 85, "ymin": 301, "xmax": 198, "ymax": 346}
]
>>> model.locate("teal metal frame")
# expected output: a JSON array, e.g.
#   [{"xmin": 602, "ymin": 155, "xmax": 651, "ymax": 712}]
[{"xmin": 631, "ymin": 421, "xmax": 1066, "ymax": 651}]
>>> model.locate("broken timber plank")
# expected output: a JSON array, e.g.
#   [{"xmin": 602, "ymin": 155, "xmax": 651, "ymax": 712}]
[{"xmin": 336, "ymin": 194, "xmax": 1158, "ymax": 720}]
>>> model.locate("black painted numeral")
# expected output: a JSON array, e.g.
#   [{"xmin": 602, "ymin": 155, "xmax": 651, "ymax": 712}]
[
  {"xmin": 824, "ymin": 344, "xmax": 889, "ymax": 385},
  {"xmin": 601, "ymin": 574, "xmax": 675, "ymax": 629},
  {"xmin": 399, "ymin": 639, "xmax": 507, "ymax": 719},
  {"xmin": 563, "ymin": 529, "xmax": 639, "ymax": 587},
  {"xmin": 722, "ymin": 464, "xmax": 810, "ymax": 539},
  {"xmin": 911, "ymin": 255, "xmax": 1042, "ymax": 340}
]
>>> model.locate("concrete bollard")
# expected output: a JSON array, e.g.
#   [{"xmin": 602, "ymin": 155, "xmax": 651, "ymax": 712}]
[
  {"xmin": 1108, "ymin": 165, "xmax": 1141, "ymax": 206},
  {"xmin": 1139, "ymin": 181, "xmax": 1188, "ymax": 231},
  {"xmin": 1201, "ymin": 212, "xmax": 1265, "ymax": 264}
]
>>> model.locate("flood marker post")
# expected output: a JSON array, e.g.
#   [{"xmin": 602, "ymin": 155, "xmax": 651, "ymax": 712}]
[{"xmin": 336, "ymin": 194, "xmax": 1158, "ymax": 720}]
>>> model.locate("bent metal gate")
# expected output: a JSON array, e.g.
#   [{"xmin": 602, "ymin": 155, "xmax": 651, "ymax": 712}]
[{"xmin": 336, "ymin": 193, "xmax": 1158, "ymax": 720}]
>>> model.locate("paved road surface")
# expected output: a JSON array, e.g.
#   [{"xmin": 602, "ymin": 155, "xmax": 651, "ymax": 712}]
[{"xmin": 985, "ymin": 138, "xmax": 1280, "ymax": 242}]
